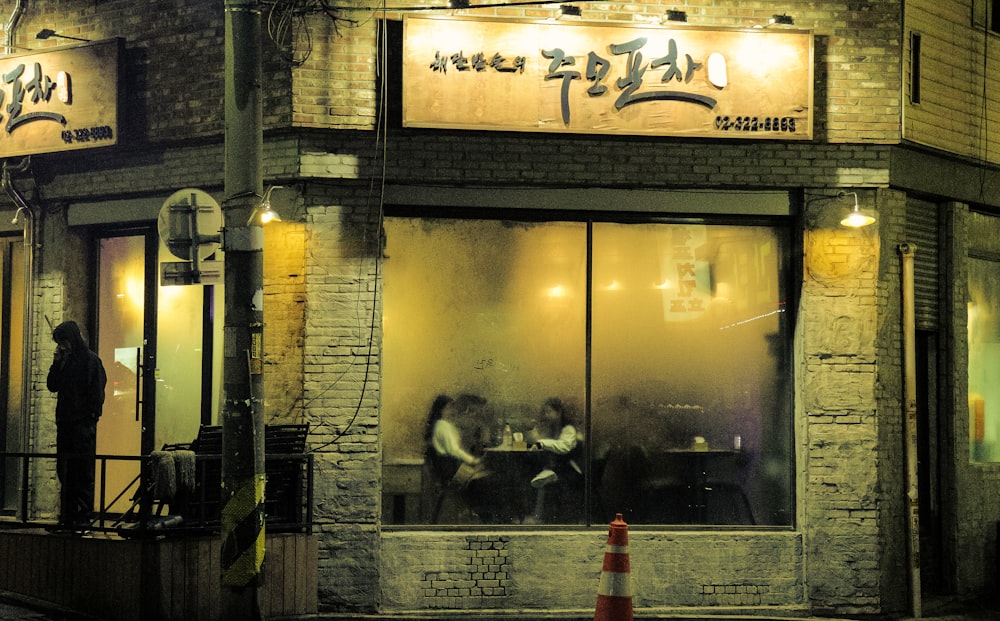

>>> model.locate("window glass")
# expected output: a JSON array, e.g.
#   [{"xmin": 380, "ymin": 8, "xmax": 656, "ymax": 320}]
[
  {"xmin": 382, "ymin": 215, "xmax": 792, "ymax": 526},
  {"xmin": 591, "ymin": 223, "xmax": 791, "ymax": 526},
  {"xmin": 382, "ymin": 218, "xmax": 587, "ymax": 525},
  {"xmin": 154, "ymin": 239, "xmax": 217, "ymax": 448},
  {"xmin": 969, "ymin": 257, "xmax": 1000, "ymax": 462},
  {"xmin": 97, "ymin": 235, "xmax": 145, "ymax": 513}
]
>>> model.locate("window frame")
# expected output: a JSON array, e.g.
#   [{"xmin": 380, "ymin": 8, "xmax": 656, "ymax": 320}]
[{"xmin": 381, "ymin": 205, "xmax": 798, "ymax": 529}]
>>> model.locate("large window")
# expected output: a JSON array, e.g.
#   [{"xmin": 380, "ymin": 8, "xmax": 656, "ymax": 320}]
[
  {"xmin": 382, "ymin": 215, "xmax": 793, "ymax": 527},
  {"xmin": 969, "ymin": 256, "xmax": 1000, "ymax": 462}
]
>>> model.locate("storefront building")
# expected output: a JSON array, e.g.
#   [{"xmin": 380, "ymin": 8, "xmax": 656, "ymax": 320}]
[{"xmin": 1, "ymin": 0, "xmax": 999, "ymax": 618}]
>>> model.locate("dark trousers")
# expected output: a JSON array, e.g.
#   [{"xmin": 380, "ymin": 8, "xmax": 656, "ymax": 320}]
[{"xmin": 56, "ymin": 417, "xmax": 97, "ymax": 526}]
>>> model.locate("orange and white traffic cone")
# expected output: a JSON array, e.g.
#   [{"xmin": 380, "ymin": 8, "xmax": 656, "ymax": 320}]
[{"xmin": 594, "ymin": 512, "xmax": 633, "ymax": 621}]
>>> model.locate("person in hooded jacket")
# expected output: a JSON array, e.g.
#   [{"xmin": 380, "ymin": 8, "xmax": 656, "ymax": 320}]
[{"xmin": 46, "ymin": 321, "xmax": 107, "ymax": 531}]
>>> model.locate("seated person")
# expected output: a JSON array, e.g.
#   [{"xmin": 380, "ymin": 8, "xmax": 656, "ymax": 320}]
[
  {"xmin": 425, "ymin": 393, "xmax": 508, "ymax": 522},
  {"xmin": 425, "ymin": 394, "xmax": 483, "ymax": 481},
  {"xmin": 529, "ymin": 397, "xmax": 582, "ymax": 487},
  {"xmin": 525, "ymin": 397, "xmax": 583, "ymax": 523}
]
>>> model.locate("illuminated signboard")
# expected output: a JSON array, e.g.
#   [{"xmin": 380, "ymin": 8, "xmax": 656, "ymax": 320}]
[
  {"xmin": 403, "ymin": 16, "xmax": 813, "ymax": 140},
  {"xmin": 0, "ymin": 39, "xmax": 122, "ymax": 157}
]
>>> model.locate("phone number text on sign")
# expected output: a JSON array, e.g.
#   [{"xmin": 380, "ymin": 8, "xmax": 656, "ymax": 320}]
[
  {"xmin": 61, "ymin": 125, "xmax": 114, "ymax": 144},
  {"xmin": 714, "ymin": 115, "xmax": 798, "ymax": 133}
]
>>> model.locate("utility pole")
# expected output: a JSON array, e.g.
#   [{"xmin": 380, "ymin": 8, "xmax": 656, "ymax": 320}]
[{"xmin": 221, "ymin": 0, "xmax": 265, "ymax": 619}]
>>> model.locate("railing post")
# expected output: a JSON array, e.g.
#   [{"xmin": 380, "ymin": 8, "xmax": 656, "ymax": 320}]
[{"xmin": 19, "ymin": 453, "xmax": 28, "ymax": 523}]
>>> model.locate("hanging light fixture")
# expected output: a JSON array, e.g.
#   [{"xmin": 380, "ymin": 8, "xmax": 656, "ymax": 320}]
[
  {"xmin": 839, "ymin": 191, "xmax": 876, "ymax": 228},
  {"xmin": 36, "ymin": 28, "xmax": 92, "ymax": 42},
  {"xmin": 247, "ymin": 185, "xmax": 283, "ymax": 226}
]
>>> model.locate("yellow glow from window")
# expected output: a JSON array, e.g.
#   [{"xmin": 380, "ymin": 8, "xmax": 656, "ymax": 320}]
[{"xmin": 124, "ymin": 275, "xmax": 144, "ymax": 312}]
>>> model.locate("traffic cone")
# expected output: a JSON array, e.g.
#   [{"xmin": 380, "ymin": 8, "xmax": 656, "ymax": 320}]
[{"xmin": 594, "ymin": 512, "xmax": 633, "ymax": 621}]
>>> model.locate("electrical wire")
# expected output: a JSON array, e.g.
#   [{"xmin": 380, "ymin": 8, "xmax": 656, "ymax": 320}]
[
  {"xmin": 265, "ymin": 0, "xmax": 359, "ymax": 66},
  {"xmin": 263, "ymin": 0, "xmax": 559, "ymax": 67},
  {"xmin": 308, "ymin": 1, "xmax": 390, "ymax": 453},
  {"xmin": 343, "ymin": 0, "xmax": 564, "ymax": 13},
  {"xmin": 269, "ymin": 0, "xmax": 558, "ymax": 450}
]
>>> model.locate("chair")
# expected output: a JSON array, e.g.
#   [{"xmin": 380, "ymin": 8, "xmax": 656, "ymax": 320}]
[
  {"xmin": 422, "ymin": 449, "xmax": 466, "ymax": 523},
  {"xmin": 183, "ymin": 423, "xmax": 311, "ymax": 531},
  {"xmin": 703, "ymin": 482, "xmax": 756, "ymax": 525},
  {"xmin": 535, "ymin": 442, "xmax": 586, "ymax": 523}
]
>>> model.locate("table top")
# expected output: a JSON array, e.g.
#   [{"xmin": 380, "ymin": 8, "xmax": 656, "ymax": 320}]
[
  {"xmin": 484, "ymin": 444, "xmax": 535, "ymax": 453},
  {"xmin": 661, "ymin": 448, "xmax": 741, "ymax": 455}
]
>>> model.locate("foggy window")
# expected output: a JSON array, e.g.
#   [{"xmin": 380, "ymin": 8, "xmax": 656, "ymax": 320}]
[
  {"xmin": 381, "ymin": 216, "xmax": 793, "ymax": 527},
  {"xmin": 969, "ymin": 257, "xmax": 1000, "ymax": 463}
]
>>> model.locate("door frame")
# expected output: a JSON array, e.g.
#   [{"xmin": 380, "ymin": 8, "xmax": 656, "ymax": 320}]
[{"xmin": 94, "ymin": 226, "xmax": 159, "ymax": 457}]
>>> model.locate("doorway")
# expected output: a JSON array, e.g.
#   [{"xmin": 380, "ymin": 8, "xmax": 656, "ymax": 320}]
[
  {"xmin": 95, "ymin": 229, "xmax": 222, "ymax": 513},
  {"xmin": 0, "ymin": 236, "xmax": 25, "ymax": 514},
  {"xmin": 917, "ymin": 329, "xmax": 944, "ymax": 595}
]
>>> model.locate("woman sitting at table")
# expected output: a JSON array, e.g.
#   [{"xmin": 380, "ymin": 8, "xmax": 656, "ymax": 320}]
[
  {"xmin": 526, "ymin": 397, "xmax": 583, "ymax": 523},
  {"xmin": 424, "ymin": 393, "xmax": 502, "ymax": 522}
]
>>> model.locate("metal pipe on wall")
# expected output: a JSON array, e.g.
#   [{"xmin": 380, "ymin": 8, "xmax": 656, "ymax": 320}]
[
  {"xmin": 4, "ymin": 0, "xmax": 25, "ymax": 54},
  {"xmin": 899, "ymin": 242, "xmax": 922, "ymax": 618}
]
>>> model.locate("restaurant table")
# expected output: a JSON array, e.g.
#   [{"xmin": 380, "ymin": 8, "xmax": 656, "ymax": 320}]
[
  {"xmin": 482, "ymin": 446, "xmax": 550, "ymax": 522},
  {"xmin": 646, "ymin": 448, "xmax": 750, "ymax": 524},
  {"xmin": 482, "ymin": 446, "xmax": 549, "ymax": 477}
]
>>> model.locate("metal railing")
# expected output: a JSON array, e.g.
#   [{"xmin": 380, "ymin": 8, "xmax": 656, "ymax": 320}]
[{"xmin": 0, "ymin": 450, "xmax": 313, "ymax": 536}]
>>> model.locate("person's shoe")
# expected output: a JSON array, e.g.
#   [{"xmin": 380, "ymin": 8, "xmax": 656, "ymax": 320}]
[{"xmin": 530, "ymin": 469, "xmax": 558, "ymax": 488}]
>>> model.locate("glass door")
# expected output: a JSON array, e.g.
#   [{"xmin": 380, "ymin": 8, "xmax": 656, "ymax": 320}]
[
  {"xmin": 97, "ymin": 234, "xmax": 153, "ymax": 513},
  {"xmin": 96, "ymin": 228, "xmax": 223, "ymax": 515}
]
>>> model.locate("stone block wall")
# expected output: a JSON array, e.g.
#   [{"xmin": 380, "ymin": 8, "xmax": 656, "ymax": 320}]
[
  {"xmin": 30, "ymin": 206, "xmax": 92, "ymax": 523},
  {"xmin": 263, "ymin": 218, "xmax": 307, "ymax": 424},
  {"xmin": 380, "ymin": 531, "xmax": 805, "ymax": 613},
  {"xmin": 795, "ymin": 190, "xmax": 884, "ymax": 614}
]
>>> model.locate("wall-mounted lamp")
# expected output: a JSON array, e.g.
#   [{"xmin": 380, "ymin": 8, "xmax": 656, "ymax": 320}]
[
  {"xmin": 839, "ymin": 191, "xmax": 876, "ymax": 228},
  {"xmin": 247, "ymin": 185, "xmax": 283, "ymax": 226},
  {"xmin": 770, "ymin": 14, "xmax": 794, "ymax": 25},
  {"xmin": 559, "ymin": 4, "xmax": 582, "ymax": 19},
  {"xmin": 448, "ymin": 0, "xmax": 470, "ymax": 8},
  {"xmin": 665, "ymin": 9, "xmax": 688, "ymax": 22},
  {"xmin": 36, "ymin": 29, "xmax": 92, "ymax": 42}
]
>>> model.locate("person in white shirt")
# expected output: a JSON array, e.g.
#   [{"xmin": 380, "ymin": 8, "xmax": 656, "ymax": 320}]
[{"xmin": 525, "ymin": 397, "xmax": 584, "ymax": 523}]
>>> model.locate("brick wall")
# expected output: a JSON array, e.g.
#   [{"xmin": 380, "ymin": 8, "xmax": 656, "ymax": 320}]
[
  {"xmin": 380, "ymin": 531, "xmax": 805, "ymax": 611},
  {"xmin": 797, "ymin": 189, "xmax": 884, "ymax": 613},
  {"xmin": 12, "ymin": 0, "xmax": 288, "ymax": 142},
  {"xmin": 9, "ymin": 0, "xmax": 910, "ymax": 146},
  {"xmin": 263, "ymin": 218, "xmax": 307, "ymax": 424},
  {"xmin": 31, "ymin": 206, "xmax": 92, "ymax": 523},
  {"xmin": 313, "ymin": 0, "xmax": 904, "ymax": 144},
  {"xmin": 874, "ymin": 188, "xmax": 910, "ymax": 613}
]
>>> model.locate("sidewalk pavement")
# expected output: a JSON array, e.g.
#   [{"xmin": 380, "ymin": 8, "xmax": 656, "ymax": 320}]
[
  {"xmin": 0, "ymin": 594, "xmax": 93, "ymax": 620},
  {"xmin": 2, "ymin": 592, "xmax": 998, "ymax": 621}
]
